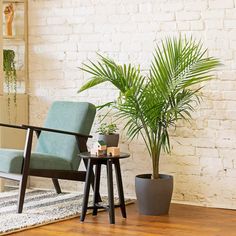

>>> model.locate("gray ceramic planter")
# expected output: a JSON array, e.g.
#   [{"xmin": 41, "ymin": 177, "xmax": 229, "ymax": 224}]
[
  {"xmin": 135, "ymin": 174, "xmax": 173, "ymax": 215},
  {"xmin": 98, "ymin": 133, "xmax": 119, "ymax": 147}
]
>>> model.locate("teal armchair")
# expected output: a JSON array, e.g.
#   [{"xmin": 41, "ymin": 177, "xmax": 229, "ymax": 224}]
[{"xmin": 0, "ymin": 101, "xmax": 97, "ymax": 213}]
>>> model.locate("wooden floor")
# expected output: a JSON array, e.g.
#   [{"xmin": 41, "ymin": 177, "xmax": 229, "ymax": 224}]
[{"xmin": 11, "ymin": 202, "xmax": 236, "ymax": 236}]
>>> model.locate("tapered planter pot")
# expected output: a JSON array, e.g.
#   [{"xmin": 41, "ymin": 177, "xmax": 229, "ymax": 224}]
[
  {"xmin": 135, "ymin": 174, "xmax": 173, "ymax": 215},
  {"xmin": 98, "ymin": 134, "xmax": 119, "ymax": 147}
]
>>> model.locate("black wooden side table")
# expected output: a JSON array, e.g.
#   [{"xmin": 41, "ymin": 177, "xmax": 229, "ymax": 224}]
[{"xmin": 79, "ymin": 152, "xmax": 130, "ymax": 224}]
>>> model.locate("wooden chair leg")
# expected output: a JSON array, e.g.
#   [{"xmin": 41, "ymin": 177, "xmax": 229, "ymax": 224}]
[
  {"xmin": 52, "ymin": 178, "xmax": 61, "ymax": 194},
  {"xmin": 17, "ymin": 128, "xmax": 34, "ymax": 213},
  {"xmin": 17, "ymin": 173, "xmax": 28, "ymax": 213}
]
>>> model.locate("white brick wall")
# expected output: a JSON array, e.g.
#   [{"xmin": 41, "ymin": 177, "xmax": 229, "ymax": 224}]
[{"xmin": 28, "ymin": 0, "xmax": 236, "ymax": 209}]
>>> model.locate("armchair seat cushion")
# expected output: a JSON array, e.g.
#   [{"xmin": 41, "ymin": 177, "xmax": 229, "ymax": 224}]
[{"xmin": 0, "ymin": 149, "xmax": 72, "ymax": 174}]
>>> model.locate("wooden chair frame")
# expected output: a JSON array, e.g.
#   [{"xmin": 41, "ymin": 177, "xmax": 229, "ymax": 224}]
[{"xmin": 0, "ymin": 123, "xmax": 98, "ymax": 213}]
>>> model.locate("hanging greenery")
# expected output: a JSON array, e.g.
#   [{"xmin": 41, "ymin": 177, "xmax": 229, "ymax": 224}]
[{"xmin": 3, "ymin": 49, "xmax": 17, "ymax": 120}]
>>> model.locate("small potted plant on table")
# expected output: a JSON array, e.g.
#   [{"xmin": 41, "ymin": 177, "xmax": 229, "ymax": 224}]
[
  {"xmin": 96, "ymin": 107, "xmax": 119, "ymax": 147},
  {"xmin": 97, "ymin": 121, "xmax": 119, "ymax": 147}
]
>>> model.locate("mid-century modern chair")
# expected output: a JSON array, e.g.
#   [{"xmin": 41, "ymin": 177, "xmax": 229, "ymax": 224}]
[{"xmin": 0, "ymin": 101, "xmax": 96, "ymax": 213}]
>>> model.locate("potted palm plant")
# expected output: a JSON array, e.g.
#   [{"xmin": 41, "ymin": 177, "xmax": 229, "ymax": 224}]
[{"xmin": 78, "ymin": 37, "xmax": 220, "ymax": 215}]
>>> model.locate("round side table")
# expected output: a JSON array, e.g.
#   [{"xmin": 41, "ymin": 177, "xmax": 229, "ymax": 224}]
[{"xmin": 79, "ymin": 152, "xmax": 130, "ymax": 224}]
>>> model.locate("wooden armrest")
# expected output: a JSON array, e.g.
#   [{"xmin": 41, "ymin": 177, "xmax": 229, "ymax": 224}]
[
  {"xmin": 21, "ymin": 124, "xmax": 92, "ymax": 138},
  {"xmin": 0, "ymin": 123, "xmax": 27, "ymax": 130}
]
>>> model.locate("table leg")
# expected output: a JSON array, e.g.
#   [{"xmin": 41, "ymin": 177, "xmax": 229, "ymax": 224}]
[
  {"xmin": 83, "ymin": 158, "xmax": 102, "ymax": 202},
  {"xmin": 92, "ymin": 163, "xmax": 101, "ymax": 216},
  {"xmin": 107, "ymin": 159, "xmax": 115, "ymax": 224},
  {"xmin": 114, "ymin": 159, "xmax": 126, "ymax": 218},
  {"xmin": 80, "ymin": 159, "xmax": 93, "ymax": 222}
]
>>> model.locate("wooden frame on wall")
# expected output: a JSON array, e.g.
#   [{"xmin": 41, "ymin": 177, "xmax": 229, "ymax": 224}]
[{"xmin": 0, "ymin": 1, "xmax": 3, "ymax": 95}]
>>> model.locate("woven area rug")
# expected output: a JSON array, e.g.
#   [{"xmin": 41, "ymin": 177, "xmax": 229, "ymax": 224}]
[{"xmin": 0, "ymin": 189, "xmax": 133, "ymax": 235}]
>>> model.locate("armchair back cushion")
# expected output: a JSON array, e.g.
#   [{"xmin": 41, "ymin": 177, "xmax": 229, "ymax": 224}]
[{"xmin": 35, "ymin": 101, "xmax": 96, "ymax": 170}]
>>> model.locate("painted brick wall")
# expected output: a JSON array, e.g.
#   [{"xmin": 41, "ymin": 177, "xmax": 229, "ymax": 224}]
[{"xmin": 28, "ymin": 0, "xmax": 236, "ymax": 209}]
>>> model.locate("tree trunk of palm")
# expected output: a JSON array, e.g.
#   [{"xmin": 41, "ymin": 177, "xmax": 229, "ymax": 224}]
[{"xmin": 152, "ymin": 149, "xmax": 160, "ymax": 179}]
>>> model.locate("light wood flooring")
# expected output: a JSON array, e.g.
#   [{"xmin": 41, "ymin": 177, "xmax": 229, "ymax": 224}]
[{"xmin": 10, "ymin": 202, "xmax": 236, "ymax": 236}]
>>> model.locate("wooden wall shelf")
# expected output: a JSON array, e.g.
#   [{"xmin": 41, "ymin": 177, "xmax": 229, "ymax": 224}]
[
  {"xmin": 3, "ymin": 0, "xmax": 25, "ymax": 3},
  {"xmin": 0, "ymin": 0, "xmax": 28, "ymax": 191},
  {"xmin": 1, "ymin": 0, "xmax": 28, "ymax": 93},
  {"xmin": 3, "ymin": 36, "xmax": 25, "ymax": 40}
]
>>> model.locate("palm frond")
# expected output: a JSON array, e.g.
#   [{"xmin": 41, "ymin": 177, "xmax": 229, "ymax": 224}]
[
  {"xmin": 78, "ymin": 77, "xmax": 107, "ymax": 93},
  {"xmin": 78, "ymin": 36, "xmax": 221, "ymax": 178}
]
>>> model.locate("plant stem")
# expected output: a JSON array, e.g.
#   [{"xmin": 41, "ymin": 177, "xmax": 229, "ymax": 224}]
[
  {"xmin": 132, "ymin": 97, "xmax": 153, "ymax": 157},
  {"xmin": 152, "ymin": 122, "xmax": 162, "ymax": 179}
]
